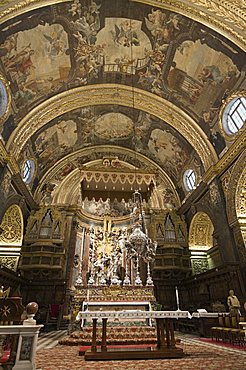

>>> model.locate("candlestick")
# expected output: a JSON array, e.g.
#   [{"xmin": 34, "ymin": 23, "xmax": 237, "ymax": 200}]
[{"xmin": 175, "ymin": 286, "xmax": 180, "ymax": 310}]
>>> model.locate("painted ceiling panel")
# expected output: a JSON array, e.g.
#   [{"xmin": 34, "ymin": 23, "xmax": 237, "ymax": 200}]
[{"xmin": 0, "ymin": 0, "xmax": 245, "ymax": 205}]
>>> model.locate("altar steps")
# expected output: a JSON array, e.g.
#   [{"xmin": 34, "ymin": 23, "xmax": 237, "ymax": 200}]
[{"xmin": 59, "ymin": 326, "xmax": 157, "ymax": 346}]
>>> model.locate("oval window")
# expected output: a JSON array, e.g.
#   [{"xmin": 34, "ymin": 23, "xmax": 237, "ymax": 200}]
[
  {"xmin": 183, "ymin": 169, "xmax": 196, "ymax": 192},
  {"xmin": 22, "ymin": 159, "xmax": 35, "ymax": 184},
  {"xmin": 223, "ymin": 97, "xmax": 246, "ymax": 135}
]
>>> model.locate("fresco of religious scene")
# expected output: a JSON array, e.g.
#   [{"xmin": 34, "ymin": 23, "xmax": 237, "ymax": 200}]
[
  {"xmin": 167, "ymin": 40, "xmax": 240, "ymax": 116},
  {"xmin": 1, "ymin": 23, "xmax": 71, "ymax": 112},
  {"xmin": 96, "ymin": 18, "xmax": 152, "ymax": 74},
  {"xmin": 137, "ymin": 9, "xmax": 186, "ymax": 95},
  {"xmin": 33, "ymin": 119, "xmax": 77, "ymax": 172},
  {"xmin": 148, "ymin": 127, "xmax": 191, "ymax": 181}
]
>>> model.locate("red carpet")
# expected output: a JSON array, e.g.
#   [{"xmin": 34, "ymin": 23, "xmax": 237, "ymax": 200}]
[
  {"xmin": 199, "ymin": 337, "xmax": 246, "ymax": 351},
  {"xmin": 79, "ymin": 343, "xmax": 157, "ymax": 355}
]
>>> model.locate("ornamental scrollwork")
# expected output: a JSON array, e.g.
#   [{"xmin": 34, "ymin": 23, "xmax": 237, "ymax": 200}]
[{"xmin": 0, "ymin": 256, "xmax": 18, "ymax": 271}]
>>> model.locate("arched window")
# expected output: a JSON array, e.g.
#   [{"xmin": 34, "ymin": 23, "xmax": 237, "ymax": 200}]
[{"xmin": 183, "ymin": 169, "xmax": 196, "ymax": 192}]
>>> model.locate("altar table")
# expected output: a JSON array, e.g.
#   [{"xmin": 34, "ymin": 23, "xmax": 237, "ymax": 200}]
[{"xmin": 77, "ymin": 310, "xmax": 191, "ymax": 360}]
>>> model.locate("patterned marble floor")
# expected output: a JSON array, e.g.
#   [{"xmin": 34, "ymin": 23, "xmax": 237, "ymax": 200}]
[{"xmin": 36, "ymin": 332, "xmax": 246, "ymax": 370}]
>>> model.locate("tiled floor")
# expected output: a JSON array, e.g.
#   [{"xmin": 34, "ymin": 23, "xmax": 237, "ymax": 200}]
[{"xmin": 36, "ymin": 334, "xmax": 246, "ymax": 370}]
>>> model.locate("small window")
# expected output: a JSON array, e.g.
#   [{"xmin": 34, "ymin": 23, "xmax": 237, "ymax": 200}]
[
  {"xmin": 22, "ymin": 159, "xmax": 35, "ymax": 184},
  {"xmin": 183, "ymin": 169, "xmax": 196, "ymax": 192},
  {"xmin": 223, "ymin": 97, "xmax": 246, "ymax": 135}
]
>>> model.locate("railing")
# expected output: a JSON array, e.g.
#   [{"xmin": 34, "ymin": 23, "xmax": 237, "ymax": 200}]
[{"xmin": 0, "ymin": 324, "xmax": 43, "ymax": 370}]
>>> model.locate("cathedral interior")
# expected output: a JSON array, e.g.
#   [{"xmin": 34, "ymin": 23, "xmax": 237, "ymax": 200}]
[{"xmin": 0, "ymin": 0, "xmax": 245, "ymax": 361}]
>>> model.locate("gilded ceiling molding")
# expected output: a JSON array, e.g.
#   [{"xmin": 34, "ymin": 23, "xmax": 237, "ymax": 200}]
[
  {"xmin": 0, "ymin": 140, "xmax": 20, "ymax": 174},
  {"xmin": 7, "ymin": 84, "xmax": 217, "ymax": 171},
  {"xmin": 35, "ymin": 145, "xmax": 181, "ymax": 206},
  {"xmin": 226, "ymin": 149, "xmax": 246, "ymax": 226},
  {"xmin": 202, "ymin": 127, "xmax": 246, "ymax": 185},
  {"xmin": 132, "ymin": 0, "xmax": 246, "ymax": 51},
  {"xmin": 0, "ymin": 1, "xmax": 245, "ymax": 51},
  {"xmin": 0, "ymin": 1, "xmax": 71, "ymax": 25}
]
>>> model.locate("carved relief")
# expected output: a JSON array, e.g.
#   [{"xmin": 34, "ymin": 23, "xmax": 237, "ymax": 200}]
[
  {"xmin": 209, "ymin": 182, "xmax": 221, "ymax": 205},
  {"xmin": 0, "ymin": 256, "xmax": 18, "ymax": 271},
  {"xmin": 226, "ymin": 150, "xmax": 246, "ymax": 224},
  {"xmin": 191, "ymin": 258, "xmax": 209, "ymax": 275},
  {"xmin": 0, "ymin": 205, "xmax": 23, "ymax": 246},
  {"xmin": 221, "ymin": 167, "xmax": 232, "ymax": 197},
  {"xmin": 189, "ymin": 212, "xmax": 214, "ymax": 249},
  {"xmin": 236, "ymin": 168, "xmax": 246, "ymax": 216}
]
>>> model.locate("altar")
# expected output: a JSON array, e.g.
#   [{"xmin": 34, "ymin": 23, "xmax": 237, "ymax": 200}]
[{"xmin": 77, "ymin": 310, "xmax": 191, "ymax": 360}]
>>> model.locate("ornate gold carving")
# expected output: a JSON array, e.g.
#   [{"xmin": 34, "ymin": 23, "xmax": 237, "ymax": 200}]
[
  {"xmin": 218, "ymin": 90, "xmax": 246, "ymax": 142},
  {"xmin": 34, "ymin": 146, "xmax": 180, "ymax": 208},
  {"xmin": 191, "ymin": 258, "xmax": 209, "ymax": 275},
  {"xmin": 25, "ymin": 206, "xmax": 65, "ymax": 241},
  {"xmin": 0, "ymin": 256, "xmax": 18, "ymax": 271},
  {"xmin": 202, "ymin": 128, "xmax": 246, "ymax": 185},
  {"xmin": 132, "ymin": 0, "xmax": 246, "ymax": 51},
  {"xmin": 0, "ymin": 1, "xmax": 245, "ymax": 51},
  {"xmin": 209, "ymin": 182, "xmax": 221, "ymax": 204},
  {"xmin": 189, "ymin": 212, "xmax": 214, "ymax": 249},
  {"xmin": 0, "ymin": 140, "xmax": 20, "ymax": 174},
  {"xmin": 0, "ymin": 73, "xmax": 11, "ymax": 125},
  {"xmin": 7, "ymin": 84, "xmax": 217, "ymax": 172},
  {"xmin": 73, "ymin": 286, "xmax": 156, "ymax": 303},
  {"xmin": 0, "ymin": 205, "xmax": 23, "ymax": 246},
  {"xmin": 0, "ymin": 1, "xmax": 71, "ymax": 24},
  {"xmin": 221, "ymin": 168, "xmax": 232, "ymax": 197},
  {"xmin": 226, "ymin": 150, "xmax": 246, "ymax": 225}
]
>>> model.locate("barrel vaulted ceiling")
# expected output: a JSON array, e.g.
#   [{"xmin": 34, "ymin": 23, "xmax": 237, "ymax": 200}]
[{"xmin": 0, "ymin": 0, "xmax": 245, "ymax": 207}]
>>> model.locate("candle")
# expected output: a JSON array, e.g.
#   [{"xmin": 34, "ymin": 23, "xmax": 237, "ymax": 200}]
[{"xmin": 175, "ymin": 286, "xmax": 180, "ymax": 310}]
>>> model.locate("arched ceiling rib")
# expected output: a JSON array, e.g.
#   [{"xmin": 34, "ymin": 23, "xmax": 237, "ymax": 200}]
[{"xmin": 7, "ymin": 84, "xmax": 218, "ymax": 171}]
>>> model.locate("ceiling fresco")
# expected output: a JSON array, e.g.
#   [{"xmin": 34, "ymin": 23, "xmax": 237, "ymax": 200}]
[
  {"xmin": 18, "ymin": 106, "xmax": 202, "ymax": 188},
  {"xmin": 0, "ymin": 0, "xmax": 245, "ymax": 208},
  {"xmin": 0, "ymin": 1, "xmax": 244, "ymax": 148}
]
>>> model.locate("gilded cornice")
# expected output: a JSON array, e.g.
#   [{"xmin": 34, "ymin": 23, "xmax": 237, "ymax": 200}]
[
  {"xmin": 0, "ymin": 1, "xmax": 71, "ymax": 24},
  {"xmin": 0, "ymin": 1, "xmax": 244, "ymax": 51},
  {"xmin": 202, "ymin": 127, "xmax": 246, "ymax": 184},
  {"xmin": 7, "ymin": 84, "xmax": 218, "ymax": 171},
  {"xmin": 132, "ymin": 0, "xmax": 246, "ymax": 51}
]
